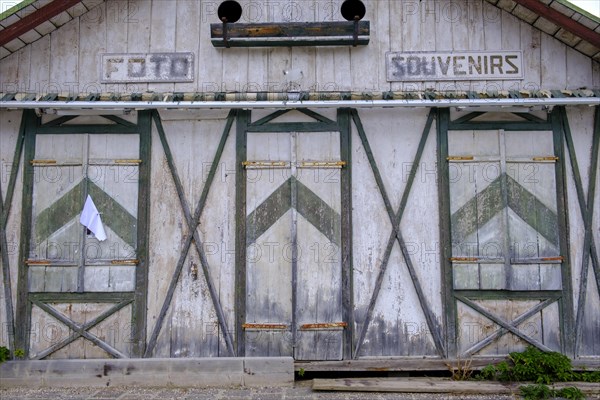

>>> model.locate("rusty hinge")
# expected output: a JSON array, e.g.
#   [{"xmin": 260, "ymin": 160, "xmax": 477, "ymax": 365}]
[
  {"xmin": 242, "ymin": 323, "xmax": 288, "ymax": 330},
  {"xmin": 447, "ymin": 156, "xmax": 474, "ymax": 161},
  {"xmin": 540, "ymin": 256, "xmax": 564, "ymax": 262},
  {"xmin": 111, "ymin": 259, "xmax": 139, "ymax": 265},
  {"xmin": 115, "ymin": 159, "xmax": 142, "ymax": 164},
  {"xmin": 299, "ymin": 161, "xmax": 346, "ymax": 168},
  {"xmin": 26, "ymin": 259, "xmax": 52, "ymax": 266},
  {"xmin": 300, "ymin": 322, "xmax": 348, "ymax": 330},
  {"xmin": 450, "ymin": 257, "xmax": 479, "ymax": 262},
  {"xmin": 242, "ymin": 161, "xmax": 289, "ymax": 169},
  {"xmin": 532, "ymin": 156, "xmax": 559, "ymax": 162},
  {"xmin": 30, "ymin": 159, "xmax": 57, "ymax": 165}
]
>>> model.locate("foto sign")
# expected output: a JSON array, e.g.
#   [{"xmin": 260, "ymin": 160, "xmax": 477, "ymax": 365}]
[
  {"xmin": 101, "ymin": 53, "xmax": 195, "ymax": 83},
  {"xmin": 386, "ymin": 51, "xmax": 523, "ymax": 81}
]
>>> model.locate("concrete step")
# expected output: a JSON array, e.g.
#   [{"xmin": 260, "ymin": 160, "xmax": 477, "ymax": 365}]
[{"xmin": 0, "ymin": 357, "xmax": 294, "ymax": 388}]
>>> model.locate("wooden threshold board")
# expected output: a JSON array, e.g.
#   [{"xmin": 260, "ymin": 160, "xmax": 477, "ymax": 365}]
[
  {"xmin": 295, "ymin": 358, "xmax": 600, "ymax": 372},
  {"xmin": 312, "ymin": 378, "xmax": 600, "ymax": 394},
  {"xmin": 295, "ymin": 358, "xmax": 506, "ymax": 372}
]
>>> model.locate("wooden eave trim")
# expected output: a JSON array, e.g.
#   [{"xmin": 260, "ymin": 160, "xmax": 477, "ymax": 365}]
[
  {"xmin": 0, "ymin": 0, "xmax": 82, "ymax": 47},
  {"xmin": 0, "ymin": 0, "xmax": 37, "ymax": 22},
  {"xmin": 513, "ymin": 0, "xmax": 600, "ymax": 48}
]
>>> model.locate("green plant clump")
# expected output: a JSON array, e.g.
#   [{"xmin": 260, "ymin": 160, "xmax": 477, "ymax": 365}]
[
  {"xmin": 477, "ymin": 347, "xmax": 599, "ymax": 400},
  {"xmin": 511, "ymin": 346, "xmax": 574, "ymax": 384},
  {"xmin": 477, "ymin": 346, "xmax": 600, "ymax": 384},
  {"xmin": 519, "ymin": 383, "xmax": 553, "ymax": 399},
  {"xmin": 557, "ymin": 386, "xmax": 586, "ymax": 400},
  {"xmin": 0, "ymin": 346, "xmax": 10, "ymax": 363},
  {"xmin": 520, "ymin": 384, "xmax": 584, "ymax": 400}
]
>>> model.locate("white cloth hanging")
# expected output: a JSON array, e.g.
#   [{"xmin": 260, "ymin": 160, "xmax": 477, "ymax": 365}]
[{"xmin": 80, "ymin": 195, "xmax": 107, "ymax": 241}]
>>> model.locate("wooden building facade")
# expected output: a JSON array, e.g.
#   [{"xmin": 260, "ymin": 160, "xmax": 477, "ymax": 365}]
[{"xmin": 0, "ymin": 0, "xmax": 599, "ymax": 367}]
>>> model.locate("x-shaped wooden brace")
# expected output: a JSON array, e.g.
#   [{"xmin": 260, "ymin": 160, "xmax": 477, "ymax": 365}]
[
  {"xmin": 460, "ymin": 297, "xmax": 558, "ymax": 356},
  {"xmin": 30, "ymin": 298, "xmax": 132, "ymax": 359},
  {"xmin": 0, "ymin": 114, "xmax": 26, "ymax": 356},
  {"xmin": 561, "ymin": 106, "xmax": 600, "ymax": 354},
  {"xmin": 351, "ymin": 109, "xmax": 445, "ymax": 358},
  {"xmin": 456, "ymin": 295, "xmax": 555, "ymax": 354},
  {"xmin": 144, "ymin": 111, "xmax": 237, "ymax": 357}
]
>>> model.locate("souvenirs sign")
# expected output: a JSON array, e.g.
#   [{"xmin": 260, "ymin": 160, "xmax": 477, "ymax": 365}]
[{"xmin": 386, "ymin": 51, "xmax": 523, "ymax": 81}]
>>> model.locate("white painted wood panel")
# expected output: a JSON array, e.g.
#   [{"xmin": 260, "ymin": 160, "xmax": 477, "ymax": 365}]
[
  {"xmin": 501, "ymin": 7, "xmax": 523, "ymax": 91},
  {"xmin": 16, "ymin": 46, "xmax": 31, "ymax": 93},
  {"xmin": 541, "ymin": 33, "xmax": 567, "ymax": 89},
  {"xmin": 1, "ymin": 0, "xmax": 599, "ymax": 361},
  {"xmin": 174, "ymin": 0, "xmax": 201, "ymax": 93},
  {"xmin": 566, "ymin": 47, "xmax": 594, "ymax": 90},
  {"xmin": 564, "ymin": 106, "xmax": 597, "ymax": 357},
  {"xmin": 49, "ymin": 19, "xmax": 79, "ymax": 94},
  {"xmin": 0, "ymin": 111, "xmax": 23, "ymax": 349},
  {"xmin": 0, "ymin": 52, "xmax": 18, "ymax": 92},
  {"xmin": 351, "ymin": 109, "xmax": 440, "ymax": 357},
  {"xmin": 103, "ymin": 2, "xmax": 128, "ymax": 92},
  {"xmin": 147, "ymin": 125, "xmax": 186, "ymax": 353},
  {"xmin": 79, "ymin": 1, "xmax": 106, "ymax": 93},
  {"xmin": 295, "ymin": 130, "xmax": 343, "ymax": 360},
  {"xmin": 147, "ymin": 115, "xmax": 236, "ymax": 357},
  {"xmin": 1, "ymin": 0, "xmax": 597, "ymax": 94},
  {"xmin": 148, "ymin": 0, "xmax": 176, "ymax": 93}
]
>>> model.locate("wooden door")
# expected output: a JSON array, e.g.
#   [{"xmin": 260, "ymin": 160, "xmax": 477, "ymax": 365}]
[
  {"xmin": 244, "ymin": 130, "xmax": 344, "ymax": 360},
  {"xmin": 27, "ymin": 131, "xmax": 139, "ymax": 359},
  {"xmin": 448, "ymin": 128, "xmax": 563, "ymax": 356}
]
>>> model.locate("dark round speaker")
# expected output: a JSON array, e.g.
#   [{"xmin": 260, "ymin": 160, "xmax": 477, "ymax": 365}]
[
  {"xmin": 218, "ymin": 0, "xmax": 243, "ymax": 23},
  {"xmin": 341, "ymin": 0, "xmax": 366, "ymax": 21}
]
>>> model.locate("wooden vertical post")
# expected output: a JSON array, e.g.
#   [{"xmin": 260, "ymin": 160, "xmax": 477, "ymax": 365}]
[
  {"xmin": 15, "ymin": 110, "xmax": 38, "ymax": 356},
  {"xmin": 560, "ymin": 105, "xmax": 600, "ymax": 355},
  {"xmin": 338, "ymin": 108, "xmax": 353, "ymax": 360},
  {"xmin": 550, "ymin": 107, "xmax": 575, "ymax": 357},
  {"xmin": 133, "ymin": 110, "xmax": 152, "ymax": 357},
  {"xmin": 0, "ymin": 111, "xmax": 26, "ymax": 357},
  {"xmin": 436, "ymin": 108, "xmax": 454, "ymax": 358},
  {"xmin": 235, "ymin": 110, "xmax": 249, "ymax": 357},
  {"xmin": 0, "ymin": 173, "xmax": 14, "ymax": 356}
]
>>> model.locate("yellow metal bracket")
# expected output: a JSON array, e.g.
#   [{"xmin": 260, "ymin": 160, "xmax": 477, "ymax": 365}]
[
  {"xmin": 299, "ymin": 161, "xmax": 346, "ymax": 168},
  {"xmin": 30, "ymin": 160, "xmax": 57, "ymax": 165},
  {"xmin": 532, "ymin": 156, "xmax": 559, "ymax": 162},
  {"xmin": 242, "ymin": 323, "xmax": 288, "ymax": 330},
  {"xmin": 446, "ymin": 156, "xmax": 474, "ymax": 161}
]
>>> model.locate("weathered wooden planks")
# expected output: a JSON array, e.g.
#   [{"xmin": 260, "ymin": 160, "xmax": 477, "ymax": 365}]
[
  {"xmin": 144, "ymin": 111, "xmax": 236, "ymax": 358},
  {"xmin": 294, "ymin": 131, "xmax": 343, "ymax": 361},
  {"xmin": 312, "ymin": 377, "xmax": 600, "ymax": 394},
  {"xmin": 352, "ymin": 109, "xmax": 443, "ymax": 358},
  {"xmin": 210, "ymin": 21, "xmax": 370, "ymax": 47},
  {"xmin": 1, "ymin": 1, "xmax": 597, "ymax": 93},
  {"xmin": 1, "ymin": 102, "xmax": 598, "ymax": 361}
]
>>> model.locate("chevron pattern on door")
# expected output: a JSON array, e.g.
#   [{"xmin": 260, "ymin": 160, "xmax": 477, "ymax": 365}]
[
  {"xmin": 447, "ymin": 122, "xmax": 564, "ymax": 357},
  {"xmin": 242, "ymin": 110, "xmax": 345, "ymax": 361},
  {"xmin": 20, "ymin": 126, "xmax": 144, "ymax": 359}
]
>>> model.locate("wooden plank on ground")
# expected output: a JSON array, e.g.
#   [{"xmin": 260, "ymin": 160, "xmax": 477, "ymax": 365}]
[
  {"xmin": 295, "ymin": 358, "xmax": 507, "ymax": 372},
  {"xmin": 312, "ymin": 378, "xmax": 600, "ymax": 394}
]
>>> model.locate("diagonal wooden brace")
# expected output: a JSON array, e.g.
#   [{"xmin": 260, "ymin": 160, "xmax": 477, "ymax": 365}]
[
  {"xmin": 351, "ymin": 109, "xmax": 445, "ymax": 358},
  {"xmin": 144, "ymin": 111, "xmax": 237, "ymax": 357}
]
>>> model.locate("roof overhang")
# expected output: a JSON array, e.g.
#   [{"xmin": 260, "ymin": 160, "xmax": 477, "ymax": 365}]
[
  {"xmin": 1, "ymin": 91, "xmax": 598, "ymax": 111},
  {"xmin": 1, "ymin": 1, "xmax": 599, "ymax": 60}
]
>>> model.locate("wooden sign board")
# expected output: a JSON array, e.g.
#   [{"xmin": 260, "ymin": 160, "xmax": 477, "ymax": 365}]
[
  {"xmin": 386, "ymin": 51, "xmax": 523, "ymax": 81},
  {"xmin": 101, "ymin": 53, "xmax": 195, "ymax": 83}
]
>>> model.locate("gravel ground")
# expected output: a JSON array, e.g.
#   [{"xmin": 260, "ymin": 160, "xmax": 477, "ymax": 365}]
[
  {"xmin": 2, "ymin": 380, "xmax": 599, "ymax": 399},
  {"xmin": 0, "ymin": 380, "xmax": 521, "ymax": 400}
]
